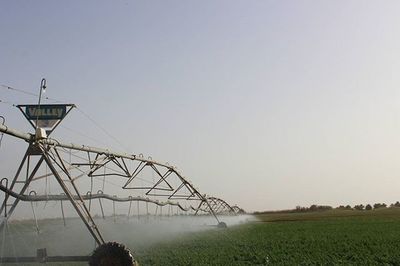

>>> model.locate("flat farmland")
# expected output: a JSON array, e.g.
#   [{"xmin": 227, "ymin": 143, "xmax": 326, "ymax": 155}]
[
  {"xmin": 2, "ymin": 209, "xmax": 400, "ymax": 265},
  {"xmin": 135, "ymin": 208, "xmax": 400, "ymax": 265}
]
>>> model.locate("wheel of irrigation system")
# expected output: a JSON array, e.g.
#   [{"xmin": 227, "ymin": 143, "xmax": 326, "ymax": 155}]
[
  {"xmin": 89, "ymin": 242, "xmax": 137, "ymax": 266},
  {"xmin": 217, "ymin": 221, "xmax": 227, "ymax": 228}
]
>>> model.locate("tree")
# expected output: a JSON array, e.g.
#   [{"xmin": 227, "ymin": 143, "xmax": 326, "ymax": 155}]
[
  {"xmin": 318, "ymin": 205, "xmax": 333, "ymax": 211},
  {"xmin": 373, "ymin": 203, "xmax": 387, "ymax": 209},
  {"xmin": 365, "ymin": 204, "xmax": 372, "ymax": 210},
  {"xmin": 354, "ymin": 204, "xmax": 364, "ymax": 210},
  {"xmin": 345, "ymin": 205, "xmax": 352, "ymax": 210}
]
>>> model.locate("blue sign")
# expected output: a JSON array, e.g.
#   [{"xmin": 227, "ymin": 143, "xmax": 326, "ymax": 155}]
[{"xmin": 25, "ymin": 105, "xmax": 67, "ymax": 120}]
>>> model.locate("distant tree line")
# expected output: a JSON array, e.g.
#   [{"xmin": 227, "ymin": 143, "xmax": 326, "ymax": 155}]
[
  {"xmin": 254, "ymin": 204, "xmax": 332, "ymax": 215},
  {"xmin": 337, "ymin": 201, "xmax": 400, "ymax": 211},
  {"xmin": 295, "ymin": 205, "xmax": 333, "ymax": 212},
  {"xmin": 254, "ymin": 201, "xmax": 400, "ymax": 214}
]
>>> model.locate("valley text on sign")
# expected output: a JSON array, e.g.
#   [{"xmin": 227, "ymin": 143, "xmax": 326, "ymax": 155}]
[
  {"xmin": 17, "ymin": 103, "xmax": 74, "ymax": 133},
  {"xmin": 25, "ymin": 105, "xmax": 67, "ymax": 120}
]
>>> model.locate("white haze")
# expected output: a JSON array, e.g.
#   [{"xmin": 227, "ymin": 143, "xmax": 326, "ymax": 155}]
[{"xmin": 0, "ymin": 215, "xmax": 255, "ymax": 258}]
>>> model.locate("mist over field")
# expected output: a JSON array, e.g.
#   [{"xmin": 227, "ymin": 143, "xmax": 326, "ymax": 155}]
[{"xmin": 0, "ymin": 215, "xmax": 255, "ymax": 257}]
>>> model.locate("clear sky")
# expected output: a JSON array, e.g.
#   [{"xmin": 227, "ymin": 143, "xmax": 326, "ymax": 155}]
[{"xmin": 1, "ymin": 1, "xmax": 400, "ymax": 212}]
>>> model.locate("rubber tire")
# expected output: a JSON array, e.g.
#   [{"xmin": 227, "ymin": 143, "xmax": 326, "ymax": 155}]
[
  {"xmin": 217, "ymin": 221, "xmax": 227, "ymax": 228},
  {"xmin": 89, "ymin": 242, "xmax": 136, "ymax": 266}
]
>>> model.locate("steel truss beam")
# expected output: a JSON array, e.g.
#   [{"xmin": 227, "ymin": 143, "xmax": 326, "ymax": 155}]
[
  {"xmin": 0, "ymin": 185, "xmax": 198, "ymax": 212},
  {"xmin": 0, "ymin": 123, "xmax": 245, "ymax": 248},
  {"xmin": 0, "ymin": 143, "xmax": 105, "ymax": 245},
  {"xmin": 196, "ymin": 196, "xmax": 240, "ymax": 215},
  {"xmin": 0, "ymin": 124, "xmax": 246, "ymax": 237}
]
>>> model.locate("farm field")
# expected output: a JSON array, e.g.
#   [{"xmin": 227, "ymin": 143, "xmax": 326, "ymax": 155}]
[
  {"xmin": 134, "ymin": 208, "xmax": 400, "ymax": 265},
  {"xmin": 1, "ymin": 208, "xmax": 400, "ymax": 265}
]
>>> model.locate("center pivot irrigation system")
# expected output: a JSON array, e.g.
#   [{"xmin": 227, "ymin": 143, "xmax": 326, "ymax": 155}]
[{"xmin": 0, "ymin": 80, "xmax": 244, "ymax": 264}]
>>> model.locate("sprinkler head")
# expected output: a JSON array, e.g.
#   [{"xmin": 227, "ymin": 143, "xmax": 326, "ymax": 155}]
[{"xmin": 217, "ymin": 221, "xmax": 227, "ymax": 228}]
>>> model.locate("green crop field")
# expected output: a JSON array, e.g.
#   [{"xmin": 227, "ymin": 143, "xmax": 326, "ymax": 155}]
[
  {"xmin": 2, "ymin": 208, "xmax": 400, "ymax": 265},
  {"xmin": 134, "ymin": 208, "xmax": 400, "ymax": 265}
]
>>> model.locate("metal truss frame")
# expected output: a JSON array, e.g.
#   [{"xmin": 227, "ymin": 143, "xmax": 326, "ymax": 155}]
[
  {"xmin": 196, "ymin": 196, "xmax": 240, "ymax": 215},
  {"xmin": 0, "ymin": 123, "xmax": 242, "ymax": 250}
]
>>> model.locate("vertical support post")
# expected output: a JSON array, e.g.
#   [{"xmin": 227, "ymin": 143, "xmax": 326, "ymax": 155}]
[
  {"xmin": 0, "ymin": 178, "xmax": 8, "ymax": 217},
  {"xmin": 26, "ymin": 154, "xmax": 30, "ymax": 182},
  {"xmin": 128, "ymin": 199, "xmax": 132, "ymax": 220},
  {"xmin": 113, "ymin": 200, "xmax": 116, "ymax": 223},
  {"xmin": 87, "ymin": 191, "xmax": 92, "ymax": 212},
  {"xmin": 146, "ymin": 201, "xmax": 149, "ymax": 222},
  {"xmin": 29, "ymin": 191, "xmax": 40, "ymax": 234},
  {"xmin": 60, "ymin": 198, "xmax": 66, "ymax": 227},
  {"xmin": 97, "ymin": 190, "xmax": 105, "ymax": 219},
  {"xmin": 136, "ymin": 201, "xmax": 140, "ymax": 220},
  {"xmin": 98, "ymin": 198, "xmax": 105, "ymax": 219}
]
